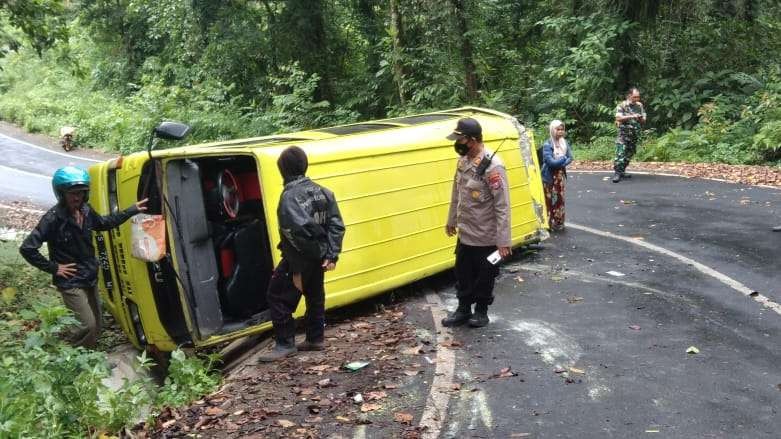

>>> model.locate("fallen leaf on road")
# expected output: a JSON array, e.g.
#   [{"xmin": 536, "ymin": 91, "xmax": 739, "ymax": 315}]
[
  {"xmin": 629, "ymin": 325, "xmax": 641, "ymax": 330},
  {"xmin": 401, "ymin": 345, "xmax": 424, "ymax": 355},
  {"xmin": 394, "ymin": 412, "xmax": 414, "ymax": 425},
  {"xmin": 491, "ymin": 367, "xmax": 517, "ymax": 378},
  {"xmin": 360, "ymin": 403, "xmax": 381, "ymax": 412},
  {"xmin": 569, "ymin": 367, "xmax": 585, "ymax": 374},
  {"xmin": 204, "ymin": 407, "xmax": 226, "ymax": 417},
  {"xmin": 317, "ymin": 378, "xmax": 333, "ymax": 387},
  {"xmin": 403, "ymin": 370, "xmax": 420, "ymax": 376},
  {"xmin": 307, "ymin": 364, "xmax": 333, "ymax": 372},
  {"xmin": 686, "ymin": 346, "xmax": 700, "ymax": 354},
  {"xmin": 366, "ymin": 391, "xmax": 387, "ymax": 401},
  {"xmin": 232, "ymin": 410, "xmax": 245, "ymax": 416},
  {"xmin": 277, "ymin": 419, "xmax": 295, "ymax": 428},
  {"xmin": 452, "ymin": 383, "xmax": 461, "ymax": 390},
  {"xmin": 440, "ymin": 340, "xmax": 462, "ymax": 348},
  {"xmin": 566, "ymin": 296, "xmax": 583, "ymax": 304},
  {"xmin": 383, "ymin": 383, "xmax": 399, "ymax": 389},
  {"xmin": 553, "ymin": 367, "xmax": 567, "ymax": 374},
  {"xmin": 606, "ymin": 270, "xmax": 626, "ymax": 277}
]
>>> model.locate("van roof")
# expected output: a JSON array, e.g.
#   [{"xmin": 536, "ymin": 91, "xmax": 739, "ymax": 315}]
[{"xmin": 147, "ymin": 106, "xmax": 521, "ymax": 162}]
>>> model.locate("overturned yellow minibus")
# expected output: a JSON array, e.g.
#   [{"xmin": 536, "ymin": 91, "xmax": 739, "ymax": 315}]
[{"xmin": 88, "ymin": 107, "xmax": 548, "ymax": 352}]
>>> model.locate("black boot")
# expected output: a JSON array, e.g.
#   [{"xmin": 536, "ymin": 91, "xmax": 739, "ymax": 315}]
[
  {"xmin": 442, "ymin": 303, "xmax": 472, "ymax": 327},
  {"xmin": 297, "ymin": 339, "xmax": 325, "ymax": 351},
  {"xmin": 257, "ymin": 338, "xmax": 297, "ymax": 362},
  {"xmin": 611, "ymin": 172, "xmax": 622, "ymax": 183},
  {"xmin": 468, "ymin": 304, "xmax": 490, "ymax": 328},
  {"xmin": 621, "ymin": 172, "xmax": 632, "ymax": 179}
]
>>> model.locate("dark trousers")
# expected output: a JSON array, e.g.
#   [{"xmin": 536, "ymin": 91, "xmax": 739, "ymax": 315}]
[
  {"xmin": 454, "ymin": 241, "xmax": 499, "ymax": 306},
  {"xmin": 266, "ymin": 258, "xmax": 325, "ymax": 343}
]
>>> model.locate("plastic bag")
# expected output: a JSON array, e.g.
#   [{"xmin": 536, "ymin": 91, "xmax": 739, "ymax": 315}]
[{"xmin": 130, "ymin": 214, "xmax": 165, "ymax": 262}]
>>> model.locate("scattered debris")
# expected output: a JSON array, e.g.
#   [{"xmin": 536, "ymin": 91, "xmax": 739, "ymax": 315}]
[
  {"xmin": 606, "ymin": 270, "xmax": 626, "ymax": 277},
  {"xmin": 394, "ymin": 412, "xmax": 414, "ymax": 425},
  {"xmin": 344, "ymin": 361, "xmax": 370, "ymax": 371},
  {"xmin": 566, "ymin": 296, "xmax": 583, "ymax": 304},
  {"xmin": 568, "ymin": 367, "xmax": 585, "ymax": 374},
  {"xmin": 491, "ymin": 367, "xmax": 517, "ymax": 379},
  {"xmin": 686, "ymin": 346, "xmax": 700, "ymax": 354}
]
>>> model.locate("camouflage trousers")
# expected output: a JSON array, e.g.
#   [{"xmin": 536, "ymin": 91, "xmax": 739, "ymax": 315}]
[{"xmin": 613, "ymin": 141, "xmax": 637, "ymax": 174}]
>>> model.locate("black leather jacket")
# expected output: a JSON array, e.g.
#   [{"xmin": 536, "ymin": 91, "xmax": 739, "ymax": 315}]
[
  {"xmin": 277, "ymin": 176, "xmax": 345, "ymax": 272},
  {"xmin": 19, "ymin": 203, "xmax": 139, "ymax": 289}
]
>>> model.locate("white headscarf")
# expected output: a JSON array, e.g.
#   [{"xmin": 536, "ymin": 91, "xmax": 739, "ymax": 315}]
[{"xmin": 548, "ymin": 119, "xmax": 567, "ymax": 159}]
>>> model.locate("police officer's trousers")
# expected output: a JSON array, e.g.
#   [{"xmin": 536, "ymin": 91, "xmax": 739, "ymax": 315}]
[
  {"xmin": 454, "ymin": 241, "xmax": 499, "ymax": 307},
  {"xmin": 266, "ymin": 258, "xmax": 326, "ymax": 344}
]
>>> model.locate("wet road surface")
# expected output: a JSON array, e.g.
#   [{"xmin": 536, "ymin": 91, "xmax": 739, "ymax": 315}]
[
  {"xmin": 0, "ymin": 132, "xmax": 102, "ymax": 206},
  {"xmin": 432, "ymin": 172, "xmax": 780, "ymax": 438}
]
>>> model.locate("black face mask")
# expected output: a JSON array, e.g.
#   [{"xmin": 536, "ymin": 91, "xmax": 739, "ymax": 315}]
[{"xmin": 454, "ymin": 140, "xmax": 469, "ymax": 156}]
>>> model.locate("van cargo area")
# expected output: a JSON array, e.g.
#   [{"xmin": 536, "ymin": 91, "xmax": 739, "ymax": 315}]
[{"xmin": 149, "ymin": 155, "xmax": 273, "ymax": 340}]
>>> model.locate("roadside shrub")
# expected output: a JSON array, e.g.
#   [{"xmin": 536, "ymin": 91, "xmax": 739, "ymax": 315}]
[{"xmin": 0, "ymin": 240, "xmax": 221, "ymax": 437}]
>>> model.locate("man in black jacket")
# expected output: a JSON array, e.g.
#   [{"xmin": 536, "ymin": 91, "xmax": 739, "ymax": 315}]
[
  {"xmin": 258, "ymin": 146, "xmax": 345, "ymax": 362},
  {"xmin": 20, "ymin": 166, "xmax": 147, "ymax": 348}
]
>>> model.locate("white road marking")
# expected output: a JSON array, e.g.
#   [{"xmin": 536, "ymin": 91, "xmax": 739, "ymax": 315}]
[
  {"xmin": 569, "ymin": 222, "xmax": 781, "ymax": 315},
  {"xmin": 512, "ymin": 320, "xmax": 611, "ymax": 401},
  {"xmin": 0, "ymin": 164, "xmax": 51, "ymax": 179},
  {"xmin": 352, "ymin": 424, "xmax": 366, "ymax": 439},
  {"xmin": 0, "ymin": 132, "xmax": 101, "ymax": 162},
  {"xmin": 420, "ymin": 292, "xmax": 457, "ymax": 439},
  {"xmin": 445, "ymin": 370, "xmax": 493, "ymax": 435}
]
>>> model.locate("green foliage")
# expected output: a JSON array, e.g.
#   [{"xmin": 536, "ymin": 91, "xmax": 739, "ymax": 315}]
[
  {"xmin": 155, "ymin": 349, "xmax": 221, "ymax": 408},
  {"xmin": 1, "ymin": 0, "xmax": 781, "ymax": 164},
  {"xmin": 0, "ymin": 239, "xmax": 221, "ymax": 436}
]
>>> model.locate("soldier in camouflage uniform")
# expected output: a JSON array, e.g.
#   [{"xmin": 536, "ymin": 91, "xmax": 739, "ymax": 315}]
[
  {"xmin": 442, "ymin": 118, "xmax": 511, "ymax": 328},
  {"xmin": 613, "ymin": 87, "xmax": 647, "ymax": 183}
]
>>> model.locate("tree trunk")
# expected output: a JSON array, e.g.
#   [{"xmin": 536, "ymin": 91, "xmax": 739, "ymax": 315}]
[
  {"xmin": 451, "ymin": 0, "xmax": 478, "ymax": 101},
  {"xmin": 389, "ymin": 0, "xmax": 407, "ymax": 105}
]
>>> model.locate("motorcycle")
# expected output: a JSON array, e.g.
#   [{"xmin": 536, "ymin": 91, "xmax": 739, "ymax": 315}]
[{"xmin": 59, "ymin": 126, "xmax": 76, "ymax": 152}]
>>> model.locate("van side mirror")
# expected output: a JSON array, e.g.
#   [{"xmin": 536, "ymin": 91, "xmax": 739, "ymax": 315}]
[
  {"xmin": 155, "ymin": 121, "xmax": 192, "ymax": 140},
  {"xmin": 147, "ymin": 121, "xmax": 192, "ymax": 159}
]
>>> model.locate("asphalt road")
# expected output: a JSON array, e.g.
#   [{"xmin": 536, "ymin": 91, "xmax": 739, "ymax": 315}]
[
  {"xmin": 4, "ymin": 130, "xmax": 780, "ymax": 437},
  {"xmin": 432, "ymin": 172, "xmax": 781, "ymax": 438},
  {"xmin": 0, "ymin": 132, "xmax": 102, "ymax": 206}
]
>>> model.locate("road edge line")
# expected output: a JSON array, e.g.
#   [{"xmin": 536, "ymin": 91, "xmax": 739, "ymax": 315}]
[
  {"xmin": 419, "ymin": 291, "xmax": 456, "ymax": 439},
  {"xmin": 569, "ymin": 222, "xmax": 781, "ymax": 315},
  {"xmin": 0, "ymin": 132, "xmax": 101, "ymax": 163},
  {"xmin": 569, "ymin": 169, "xmax": 781, "ymax": 190}
]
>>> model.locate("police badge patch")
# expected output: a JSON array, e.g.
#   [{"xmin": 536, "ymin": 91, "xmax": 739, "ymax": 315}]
[{"xmin": 488, "ymin": 170, "xmax": 502, "ymax": 190}]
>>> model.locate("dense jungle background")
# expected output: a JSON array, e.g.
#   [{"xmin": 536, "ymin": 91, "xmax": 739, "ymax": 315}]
[{"xmin": 0, "ymin": 0, "xmax": 780, "ymax": 163}]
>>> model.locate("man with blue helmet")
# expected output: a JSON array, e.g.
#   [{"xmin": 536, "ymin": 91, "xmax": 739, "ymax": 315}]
[{"xmin": 19, "ymin": 166, "xmax": 147, "ymax": 348}]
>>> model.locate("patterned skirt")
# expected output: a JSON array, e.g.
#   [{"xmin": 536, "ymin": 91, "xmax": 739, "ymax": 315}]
[{"xmin": 544, "ymin": 168, "xmax": 566, "ymax": 230}]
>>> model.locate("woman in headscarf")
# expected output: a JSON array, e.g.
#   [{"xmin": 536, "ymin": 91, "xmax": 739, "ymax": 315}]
[{"xmin": 541, "ymin": 120, "xmax": 573, "ymax": 231}]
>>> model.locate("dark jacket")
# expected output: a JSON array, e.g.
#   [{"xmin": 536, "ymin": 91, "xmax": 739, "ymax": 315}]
[
  {"xmin": 541, "ymin": 139, "xmax": 573, "ymax": 185},
  {"xmin": 277, "ymin": 176, "xmax": 345, "ymax": 273},
  {"xmin": 19, "ymin": 203, "xmax": 139, "ymax": 289}
]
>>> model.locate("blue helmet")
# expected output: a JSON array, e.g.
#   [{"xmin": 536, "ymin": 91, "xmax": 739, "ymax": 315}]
[{"xmin": 52, "ymin": 166, "xmax": 90, "ymax": 203}]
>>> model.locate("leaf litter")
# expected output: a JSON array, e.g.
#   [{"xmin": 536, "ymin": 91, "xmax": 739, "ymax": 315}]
[{"xmin": 146, "ymin": 304, "xmax": 426, "ymax": 438}]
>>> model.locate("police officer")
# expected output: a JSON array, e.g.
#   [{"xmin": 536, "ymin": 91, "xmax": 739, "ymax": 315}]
[
  {"xmin": 258, "ymin": 146, "xmax": 345, "ymax": 362},
  {"xmin": 443, "ymin": 118, "xmax": 511, "ymax": 328},
  {"xmin": 20, "ymin": 166, "xmax": 147, "ymax": 348}
]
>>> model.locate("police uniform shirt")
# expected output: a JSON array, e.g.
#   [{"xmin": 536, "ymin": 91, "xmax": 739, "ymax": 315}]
[{"xmin": 447, "ymin": 148, "xmax": 511, "ymax": 248}]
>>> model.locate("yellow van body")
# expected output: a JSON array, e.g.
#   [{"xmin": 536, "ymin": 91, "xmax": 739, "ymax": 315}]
[{"xmin": 89, "ymin": 107, "xmax": 548, "ymax": 352}]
